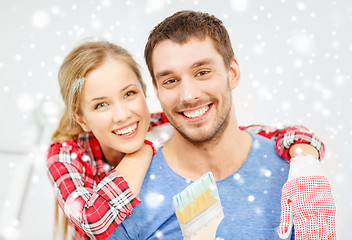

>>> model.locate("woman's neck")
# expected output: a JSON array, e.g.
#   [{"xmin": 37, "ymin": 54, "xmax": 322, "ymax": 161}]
[{"xmin": 100, "ymin": 145, "xmax": 125, "ymax": 168}]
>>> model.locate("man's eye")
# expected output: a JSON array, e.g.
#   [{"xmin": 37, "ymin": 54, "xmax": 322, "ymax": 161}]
[
  {"xmin": 196, "ymin": 71, "xmax": 209, "ymax": 77},
  {"xmin": 95, "ymin": 102, "xmax": 107, "ymax": 109},
  {"xmin": 164, "ymin": 79, "xmax": 177, "ymax": 85}
]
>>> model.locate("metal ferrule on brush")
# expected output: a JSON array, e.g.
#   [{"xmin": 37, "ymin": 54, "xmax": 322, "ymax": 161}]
[{"xmin": 180, "ymin": 200, "xmax": 224, "ymax": 239}]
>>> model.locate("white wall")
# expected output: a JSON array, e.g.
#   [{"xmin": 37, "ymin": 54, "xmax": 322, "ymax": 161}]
[{"xmin": 0, "ymin": 0, "xmax": 351, "ymax": 239}]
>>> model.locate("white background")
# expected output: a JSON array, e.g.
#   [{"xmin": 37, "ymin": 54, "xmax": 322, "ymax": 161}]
[{"xmin": 0, "ymin": 0, "xmax": 351, "ymax": 239}]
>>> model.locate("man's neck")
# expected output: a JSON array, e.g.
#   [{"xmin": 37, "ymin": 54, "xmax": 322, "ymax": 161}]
[{"xmin": 162, "ymin": 120, "xmax": 252, "ymax": 181}]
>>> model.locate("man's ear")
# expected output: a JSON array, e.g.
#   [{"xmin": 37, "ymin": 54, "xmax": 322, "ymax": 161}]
[
  {"xmin": 73, "ymin": 113, "xmax": 91, "ymax": 132},
  {"xmin": 228, "ymin": 58, "xmax": 241, "ymax": 90}
]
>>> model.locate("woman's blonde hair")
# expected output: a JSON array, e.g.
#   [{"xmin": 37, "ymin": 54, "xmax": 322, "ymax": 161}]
[
  {"xmin": 52, "ymin": 40, "xmax": 145, "ymax": 143},
  {"xmin": 52, "ymin": 40, "xmax": 146, "ymax": 239}
]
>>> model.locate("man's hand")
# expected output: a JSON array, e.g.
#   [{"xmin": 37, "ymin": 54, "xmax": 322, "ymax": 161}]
[{"xmin": 278, "ymin": 155, "xmax": 336, "ymax": 239}]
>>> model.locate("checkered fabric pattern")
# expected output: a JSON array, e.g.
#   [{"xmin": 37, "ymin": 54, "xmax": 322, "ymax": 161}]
[
  {"xmin": 239, "ymin": 124, "xmax": 325, "ymax": 161},
  {"xmin": 275, "ymin": 125, "xmax": 325, "ymax": 160},
  {"xmin": 47, "ymin": 133, "xmax": 141, "ymax": 240},
  {"xmin": 47, "ymin": 112, "xmax": 325, "ymax": 239},
  {"xmin": 278, "ymin": 176, "xmax": 336, "ymax": 239}
]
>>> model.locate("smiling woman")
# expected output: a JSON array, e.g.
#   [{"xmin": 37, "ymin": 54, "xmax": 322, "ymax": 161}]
[
  {"xmin": 47, "ymin": 40, "xmax": 155, "ymax": 240},
  {"xmin": 73, "ymin": 56, "xmax": 150, "ymax": 166}
]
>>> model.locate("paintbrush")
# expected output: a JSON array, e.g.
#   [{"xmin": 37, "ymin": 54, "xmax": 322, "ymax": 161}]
[{"xmin": 173, "ymin": 172, "xmax": 224, "ymax": 240}]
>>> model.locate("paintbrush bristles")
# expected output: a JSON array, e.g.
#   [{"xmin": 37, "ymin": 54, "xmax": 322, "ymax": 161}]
[
  {"xmin": 175, "ymin": 188, "xmax": 217, "ymax": 224},
  {"xmin": 173, "ymin": 172, "xmax": 220, "ymax": 225}
]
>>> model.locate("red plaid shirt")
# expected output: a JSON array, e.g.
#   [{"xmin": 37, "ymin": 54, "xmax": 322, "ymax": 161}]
[{"xmin": 47, "ymin": 112, "xmax": 325, "ymax": 240}]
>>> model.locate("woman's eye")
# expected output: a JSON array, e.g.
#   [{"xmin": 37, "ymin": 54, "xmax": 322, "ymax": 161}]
[
  {"xmin": 125, "ymin": 90, "xmax": 136, "ymax": 98},
  {"xmin": 95, "ymin": 102, "xmax": 107, "ymax": 109}
]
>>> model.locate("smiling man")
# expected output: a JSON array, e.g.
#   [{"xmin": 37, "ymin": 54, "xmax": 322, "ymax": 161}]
[
  {"xmin": 151, "ymin": 36, "xmax": 250, "ymax": 181},
  {"xmin": 107, "ymin": 10, "xmax": 336, "ymax": 240}
]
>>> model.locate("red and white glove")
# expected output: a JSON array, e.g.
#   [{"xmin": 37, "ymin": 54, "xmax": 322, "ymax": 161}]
[{"xmin": 278, "ymin": 155, "xmax": 336, "ymax": 240}]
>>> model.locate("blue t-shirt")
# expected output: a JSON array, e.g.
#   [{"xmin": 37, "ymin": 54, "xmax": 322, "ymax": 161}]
[{"xmin": 107, "ymin": 133, "xmax": 293, "ymax": 240}]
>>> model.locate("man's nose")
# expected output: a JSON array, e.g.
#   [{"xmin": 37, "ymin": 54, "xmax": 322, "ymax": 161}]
[{"xmin": 179, "ymin": 78, "xmax": 201, "ymax": 103}]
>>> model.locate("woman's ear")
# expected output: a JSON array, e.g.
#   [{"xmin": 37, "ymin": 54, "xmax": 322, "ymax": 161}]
[
  {"xmin": 228, "ymin": 58, "xmax": 241, "ymax": 90},
  {"xmin": 73, "ymin": 113, "xmax": 91, "ymax": 132}
]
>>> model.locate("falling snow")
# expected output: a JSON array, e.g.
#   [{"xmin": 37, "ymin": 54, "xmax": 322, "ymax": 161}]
[
  {"xmin": 145, "ymin": 192, "xmax": 165, "ymax": 208},
  {"xmin": 154, "ymin": 230, "xmax": 164, "ymax": 238},
  {"xmin": 248, "ymin": 195, "xmax": 255, "ymax": 202},
  {"xmin": 0, "ymin": 0, "xmax": 351, "ymax": 239},
  {"xmin": 31, "ymin": 10, "xmax": 51, "ymax": 29}
]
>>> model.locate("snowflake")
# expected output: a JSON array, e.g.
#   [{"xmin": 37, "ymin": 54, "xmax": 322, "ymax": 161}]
[
  {"xmin": 290, "ymin": 33, "xmax": 314, "ymax": 55},
  {"xmin": 154, "ymin": 230, "xmax": 164, "ymax": 238},
  {"xmin": 145, "ymin": 0, "xmax": 165, "ymax": 14},
  {"xmin": 233, "ymin": 173, "xmax": 245, "ymax": 185},
  {"xmin": 255, "ymin": 207, "xmax": 263, "ymax": 215},
  {"xmin": 145, "ymin": 192, "xmax": 165, "ymax": 208},
  {"xmin": 31, "ymin": 176, "xmax": 39, "ymax": 183},
  {"xmin": 230, "ymin": 0, "xmax": 248, "ymax": 12},
  {"xmin": 248, "ymin": 195, "xmax": 255, "ymax": 202},
  {"xmin": 264, "ymin": 170, "xmax": 272, "ymax": 177},
  {"xmin": 296, "ymin": 2, "xmax": 306, "ymax": 11},
  {"xmin": 16, "ymin": 94, "xmax": 35, "ymax": 113},
  {"xmin": 31, "ymin": 10, "xmax": 50, "ymax": 29},
  {"xmin": 233, "ymin": 173, "xmax": 241, "ymax": 180}
]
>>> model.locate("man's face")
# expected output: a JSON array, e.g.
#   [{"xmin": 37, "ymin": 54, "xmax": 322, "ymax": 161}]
[{"xmin": 152, "ymin": 37, "xmax": 239, "ymax": 143}]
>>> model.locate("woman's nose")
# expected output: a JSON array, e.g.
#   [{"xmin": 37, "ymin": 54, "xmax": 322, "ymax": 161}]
[{"xmin": 112, "ymin": 103, "xmax": 131, "ymax": 123}]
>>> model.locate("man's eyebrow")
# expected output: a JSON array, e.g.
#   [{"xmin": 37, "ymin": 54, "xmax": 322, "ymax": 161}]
[
  {"xmin": 155, "ymin": 59, "xmax": 215, "ymax": 79},
  {"xmin": 155, "ymin": 70, "xmax": 173, "ymax": 80},
  {"xmin": 191, "ymin": 58, "xmax": 214, "ymax": 68}
]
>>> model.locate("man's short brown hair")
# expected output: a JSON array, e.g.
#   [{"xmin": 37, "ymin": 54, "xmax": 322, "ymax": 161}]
[{"xmin": 144, "ymin": 10, "xmax": 235, "ymax": 86}]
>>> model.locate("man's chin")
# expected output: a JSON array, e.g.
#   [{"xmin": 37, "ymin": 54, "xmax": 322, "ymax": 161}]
[{"xmin": 177, "ymin": 128, "xmax": 216, "ymax": 144}]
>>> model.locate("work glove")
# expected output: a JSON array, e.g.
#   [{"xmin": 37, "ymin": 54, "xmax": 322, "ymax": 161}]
[{"xmin": 278, "ymin": 155, "xmax": 336, "ymax": 239}]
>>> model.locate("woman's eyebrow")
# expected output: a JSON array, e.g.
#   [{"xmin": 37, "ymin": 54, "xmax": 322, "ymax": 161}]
[
  {"xmin": 88, "ymin": 84, "xmax": 136, "ymax": 103},
  {"xmin": 89, "ymin": 96, "xmax": 106, "ymax": 103},
  {"xmin": 120, "ymin": 83, "xmax": 135, "ymax": 92}
]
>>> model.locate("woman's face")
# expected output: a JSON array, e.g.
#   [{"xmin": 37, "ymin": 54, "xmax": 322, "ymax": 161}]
[{"xmin": 75, "ymin": 56, "xmax": 150, "ymax": 162}]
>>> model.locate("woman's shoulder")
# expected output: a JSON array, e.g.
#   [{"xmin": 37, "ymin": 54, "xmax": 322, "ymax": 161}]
[
  {"xmin": 48, "ymin": 139, "xmax": 78, "ymax": 154},
  {"xmin": 47, "ymin": 132, "xmax": 92, "ymax": 157},
  {"xmin": 47, "ymin": 133, "xmax": 98, "ymax": 175}
]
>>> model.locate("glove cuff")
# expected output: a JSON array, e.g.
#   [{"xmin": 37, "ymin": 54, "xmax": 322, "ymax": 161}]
[{"xmin": 287, "ymin": 155, "xmax": 325, "ymax": 181}]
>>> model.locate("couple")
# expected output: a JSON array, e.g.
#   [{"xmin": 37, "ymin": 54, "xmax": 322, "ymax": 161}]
[{"xmin": 47, "ymin": 10, "xmax": 336, "ymax": 240}]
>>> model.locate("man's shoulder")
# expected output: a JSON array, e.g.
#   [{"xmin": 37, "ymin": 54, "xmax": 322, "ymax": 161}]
[
  {"xmin": 249, "ymin": 131, "xmax": 276, "ymax": 151},
  {"xmin": 248, "ymin": 132, "xmax": 287, "ymax": 165},
  {"xmin": 251, "ymin": 131, "xmax": 275, "ymax": 143}
]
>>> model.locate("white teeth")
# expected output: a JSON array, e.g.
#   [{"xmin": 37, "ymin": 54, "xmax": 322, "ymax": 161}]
[
  {"xmin": 115, "ymin": 123, "xmax": 137, "ymax": 135},
  {"xmin": 183, "ymin": 106, "xmax": 209, "ymax": 119}
]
